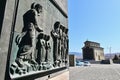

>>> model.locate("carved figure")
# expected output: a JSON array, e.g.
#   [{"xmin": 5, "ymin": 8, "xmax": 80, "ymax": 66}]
[
  {"xmin": 40, "ymin": 38, "xmax": 46, "ymax": 63},
  {"xmin": 58, "ymin": 25, "xmax": 63, "ymax": 63},
  {"xmin": 65, "ymin": 28, "xmax": 68, "ymax": 63},
  {"xmin": 16, "ymin": 3, "xmax": 43, "ymax": 61},
  {"xmin": 46, "ymin": 43, "xmax": 51, "ymax": 62},
  {"xmin": 36, "ymin": 33, "xmax": 45, "ymax": 64},
  {"xmin": 36, "ymin": 34, "xmax": 51, "ymax": 70},
  {"xmin": 45, "ymin": 35, "xmax": 51, "ymax": 62},
  {"xmin": 51, "ymin": 22, "xmax": 61, "ymax": 67},
  {"xmin": 60, "ymin": 25, "xmax": 65, "ymax": 63},
  {"xmin": 10, "ymin": 3, "xmax": 43, "ymax": 75}
]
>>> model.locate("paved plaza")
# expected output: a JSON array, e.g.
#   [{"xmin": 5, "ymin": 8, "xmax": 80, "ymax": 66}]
[{"xmin": 69, "ymin": 64, "xmax": 120, "ymax": 80}]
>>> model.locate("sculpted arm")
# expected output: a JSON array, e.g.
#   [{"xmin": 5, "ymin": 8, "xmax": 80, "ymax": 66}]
[{"xmin": 33, "ymin": 10, "xmax": 43, "ymax": 32}]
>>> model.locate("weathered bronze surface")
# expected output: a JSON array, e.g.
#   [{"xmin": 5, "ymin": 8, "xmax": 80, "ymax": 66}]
[{"xmin": 8, "ymin": 1, "xmax": 68, "ymax": 79}]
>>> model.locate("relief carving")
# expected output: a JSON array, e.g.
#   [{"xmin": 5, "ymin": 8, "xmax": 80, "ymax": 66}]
[
  {"xmin": 59, "ymin": 25, "xmax": 68, "ymax": 66},
  {"xmin": 51, "ymin": 22, "xmax": 68, "ymax": 67},
  {"xmin": 51, "ymin": 22, "xmax": 61, "ymax": 67},
  {"xmin": 9, "ymin": 2, "xmax": 68, "ymax": 77},
  {"xmin": 10, "ymin": 3, "xmax": 44, "ymax": 76}
]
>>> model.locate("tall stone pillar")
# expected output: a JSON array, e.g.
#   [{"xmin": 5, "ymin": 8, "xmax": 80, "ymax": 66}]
[{"xmin": 0, "ymin": 0, "xmax": 68, "ymax": 80}]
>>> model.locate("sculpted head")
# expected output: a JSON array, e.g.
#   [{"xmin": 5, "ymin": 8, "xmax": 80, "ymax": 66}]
[
  {"xmin": 54, "ymin": 21, "xmax": 60, "ymax": 30},
  {"xmin": 31, "ymin": 3, "xmax": 42, "ymax": 15}
]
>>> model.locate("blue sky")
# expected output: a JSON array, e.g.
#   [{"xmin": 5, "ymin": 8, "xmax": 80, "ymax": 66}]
[{"xmin": 68, "ymin": 0, "xmax": 120, "ymax": 53}]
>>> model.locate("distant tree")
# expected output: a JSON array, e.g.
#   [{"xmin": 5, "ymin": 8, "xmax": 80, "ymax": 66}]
[
  {"xmin": 113, "ymin": 54, "xmax": 119, "ymax": 60},
  {"xmin": 119, "ymin": 54, "xmax": 120, "ymax": 58},
  {"xmin": 118, "ymin": 54, "xmax": 120, "ymax": 59}
]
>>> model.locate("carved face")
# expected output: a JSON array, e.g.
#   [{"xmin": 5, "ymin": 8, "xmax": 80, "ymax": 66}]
[
  {"xmin": 54, "ymin": 22, "xmax": 60, "ymax": 30},
  {"xmin": 44, "ymin": 35, "xmax": 50, "ymax": 41},
  {"xmin": 37, "ymin": 8, "xmax": 42, "ymax": 14},
  {"xmin": 35, "ymin": 4, "xmax": 42, "ymax": 15},
  {"xmin": 38, "ymin": 33, "xmax": 44, "ymax": 39}
]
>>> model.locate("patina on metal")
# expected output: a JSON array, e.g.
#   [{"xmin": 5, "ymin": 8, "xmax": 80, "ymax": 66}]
[{"xmin": 9, "ymin": 2, "xmax": 68, "ymax": 79}]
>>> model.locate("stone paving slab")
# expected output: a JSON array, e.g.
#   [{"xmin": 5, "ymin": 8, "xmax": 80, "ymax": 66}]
[
  {"xmin": 70, "ymin": 64, "xmax": 120, "ymax": 80},
  {"xmin": 49, "ymin": 71, "xmax": 69, "ymax": 80}
]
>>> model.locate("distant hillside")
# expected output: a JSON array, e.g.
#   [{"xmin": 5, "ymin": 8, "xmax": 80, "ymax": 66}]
[
  {"xmin": 69, "ymin": 52, "xmax": 82, "ymax": 59},
  {"xmin": 69, "ymin": 52, "xmax": 120, "ymax": 60},
  {"xmin": 105, "ymin": 53, "xmax": 120, "ymax": 59}
]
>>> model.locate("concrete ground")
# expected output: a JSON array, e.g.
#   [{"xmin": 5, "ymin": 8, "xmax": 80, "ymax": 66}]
[
  {"xmin": 49, "ymin": 71, "xmax": 69, "ymax": 80},
  {"xmin": 69, "ymin": 64, "xmax": 120, "ymax": 80}
]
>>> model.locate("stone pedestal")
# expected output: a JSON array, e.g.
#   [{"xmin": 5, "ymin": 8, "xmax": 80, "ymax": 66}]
[{"xmin": 69, "ymin": 54, "xmax": 76, "ymax": 66}]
